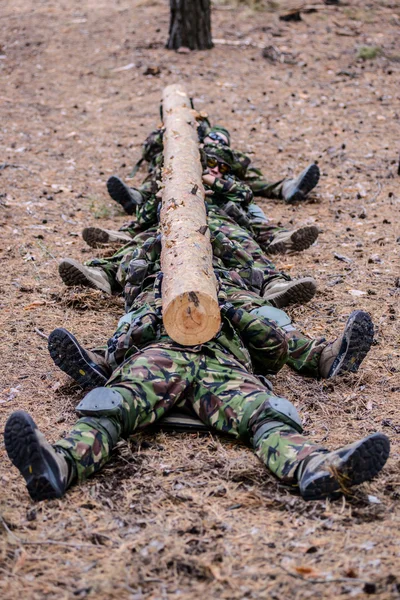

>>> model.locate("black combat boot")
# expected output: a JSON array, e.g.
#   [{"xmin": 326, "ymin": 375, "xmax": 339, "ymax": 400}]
[
  {"xmin": 281, "ymin": 164, "xmax": 320, "ymax": 203},
  {"xmin": 298, "ymin": 433, "xmax": 390, "ymax": 501},
  {"xmin": 319, "ymin": 311, "xmax": 374, "ymax": 378},
  {"xmin": 4, "ymin": 411, "xmax": 72, "ymax": 501},
  {"xmin": 106, "ymin": 176, "xmax": 143, "ymax": 215},
  {"xmin": 48, "ymin": 328, "xmax": 111, "ymax": 388},
  {"xmin": 82, "ymin": 227, "xmax": 132, "ymax": 248},
  {"xmin": 58, "ymin": 259, "xmax": 112, "ymax": 294},
  {"xmin": 262, "ymin": 276, "xmax": 317, "ymax": 308},
  {"xmin": 267, "ymin": 226, "xmax": 319, "ymax": 254}
]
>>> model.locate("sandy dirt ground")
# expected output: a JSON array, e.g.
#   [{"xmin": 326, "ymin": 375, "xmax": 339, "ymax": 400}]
[{"xmin": 0, "ymin": 1, "xmax": 399, "ymax": 598}]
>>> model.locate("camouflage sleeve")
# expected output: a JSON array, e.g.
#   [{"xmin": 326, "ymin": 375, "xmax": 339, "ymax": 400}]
[
  {"xmin": 210, "ymin": 176, "xmax": 253, "ymax": 207},
  {"xmin": 136, "ymin": 193, "xmax": 161, "ymax": 228},
  {"xmin": 122, "ymin": 237, "xmax": 161, "ymax": 309},
  {"xmin": 212, "ymin": 232, "xmax": 264, "ymax": 291},
  {"xmin": 220, "ymin": 304, "xmax": 288, "ymax": 375},
  {"xmin": 106, "ymin": 302, "xmax": 160, "ymax": 367}
]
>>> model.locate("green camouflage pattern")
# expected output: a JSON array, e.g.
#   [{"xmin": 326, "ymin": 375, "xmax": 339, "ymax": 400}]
[
  {"xmin": 244, "ymin": 167, "xmax": 286, "ymax": 199},
  {"xmin": 85, "ymin": 226, "xmax": 158, "ymax": 291},
  {"xmin": 203, "ymin": 142, "xmax": 236, "ymax": 168},
  {"xmin": 253, "ymin": 427, "xmax": 322, "ymax": 483},
  {"xmin": 207, "ymin": 209, "xmax": 285, "ymax": 282},
  {"xmin": 285, "ymin": 330, "xmax": 326, "ymax": 378},
  {"xmin": 55, "ymin": 342, "xmax": 321, "ymax": 484}
]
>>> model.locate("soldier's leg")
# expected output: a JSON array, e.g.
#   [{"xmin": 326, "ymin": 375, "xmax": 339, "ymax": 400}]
[
  {"xmin": 244, "ymin": 304, "xmax": 374, "ymax": 379},
  {"xmin": 193, "ymin": 351, "xmax": 389, "ymax": 499},
  {"xmin": 82, "ymin": 221, "xmax": 156, "ymax": 249},
  {"xmin": 193, "ymin": 351, "xmax": 322, "ymax": 485},
  {"xmin": 54, "ymin": 345, "xmax": 198, "ymax": 483},
  {"xmin": 106, "ymin": 175, "xmax": 146, "ymax": 215},
  {"xmin": 59, "ymin": 238, "xmax": 145, "ymax": 293},
  {"xmin": 247, "ymin": 165, "xmax": 320, "ymax": 204},
  {"xmin": 245, "ymin": 172, "xmax": 286, "ymax": 199},
  {"xmin": 286, "ymin": 311, "xmax": 375, "ymax": 379},
  {"xmin": 250, "ymin": 220, "xmax": 319, "ymax": 255},
  {"xmin": 5, "ymin": 346, "xmax": 198, "ymax": 500}
]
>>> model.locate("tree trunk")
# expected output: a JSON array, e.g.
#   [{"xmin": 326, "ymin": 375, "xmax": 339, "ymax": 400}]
[
  {"xmin": 160, "ymin": 84, "xmax": 220, "ymax": 346},
  {"xmin": 167, "ymin": 0, "xmax": 213, "ymax": 50}
]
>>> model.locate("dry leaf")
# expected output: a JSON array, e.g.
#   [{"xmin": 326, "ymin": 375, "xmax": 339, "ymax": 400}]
[
  {"xmin": 294, "ymin": 565, "xmax": 320, "ymax": 577},
  {"xmin": 23, "ymin": 300, "xmax": 47, "ymax": 310}
]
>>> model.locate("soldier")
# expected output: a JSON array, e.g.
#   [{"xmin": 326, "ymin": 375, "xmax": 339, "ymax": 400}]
[
  {"xmin": 47, "ymin": 234, "xmax": 374, "ymax": 390},
  {"xmin": 94, "ymin": 141, "xmax": 320, "ymax": 256},
  {"xmin": 4, "ymin": 277, "xmax": 389, "ymax": 503},
  {"xmin": 58, "ymin": 148, "xmax": 318, "ymax": 307},
  {"xmin": 202, "ymin": 124, "xmax": 321, "ymax": 204}
]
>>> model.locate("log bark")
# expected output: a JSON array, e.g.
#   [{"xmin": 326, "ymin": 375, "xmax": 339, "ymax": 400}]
[
  {"xmin": 160, "ymin": 84, "xmax": 220, "ymax": 346},
  {"xmin": 167, "ymin": 0, "xmax": 213, "ymax": 50}
]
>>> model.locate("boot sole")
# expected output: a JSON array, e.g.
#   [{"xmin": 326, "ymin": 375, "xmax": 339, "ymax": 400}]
[
  {"xmin": 301, "ymin": 433, "xmax": 390, "ymax": 501},
  {"xmin": 48, "ymin": 328, "xmax": 108, "ymax": 388},
  {"xmin": 4, "ymin": 411, "xmax": 65, "ymax": 501},
  {"xmin": 82, "ymin": 227, "xmax": 112, "ymax": 248},
  {"xmin": 329, "ymin": 311, "xmax": 374, "ymax": 377},
  {"xmin": 106, "ymin": 176, "xmax": 136, "ymax": 215},
  {"xmin": 285, "ymin": 164, "xmax": 320, "ymax": 204},
  {"xmin": 267, "ymin": 279, "xmax": 317, "ymax": 308},
  {"xmin": 58, "ymin": 259, "xmax": 111, "ymax": 294},
  {"xmin": 268, "ymin": 226, "xmax": 319, "ymax": 255},
  {"xmin": 82, "ymin": 227, "xmax": 132, "ymax": 248}
]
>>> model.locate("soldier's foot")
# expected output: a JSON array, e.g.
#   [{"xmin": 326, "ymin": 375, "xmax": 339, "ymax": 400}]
[
  {"xmin": 262, "ymin": 277, "xmax": 317, "ymax": 308},
  {"xmin": 59, "ymin": 258, "xmax": 112, "ymax": 294},
  {"xmin": 267, "ymin": 226, "xmax": 319, "ymax": 255},
  {"xmin": 106, "ymin": 176, "xmax": 142, "ymax": 215},
  {"xmin": 319, "ymin": 311, "xmax": 374, "ymax": 378},
  {"xmin": 48, "ymin": 328, "xmax": 110, "ymax": 388},
  {"xmin": 282, "ymin": 164, "xmax": 320, "ymax": 204},
  {"xmin": 4, "ymin": 411, "xmax": 71, "ymax": 501},
  {"xmin": 82, "ymin": 227, "xmax": 132, "ymax": 248},
  {"xmin": 298, "ymin": 433, "xmax": 390, "ymax": 501}
]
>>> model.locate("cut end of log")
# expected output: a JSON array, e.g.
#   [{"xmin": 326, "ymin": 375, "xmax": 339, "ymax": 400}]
[{"xmin": 163, "ymin": 291, "xmax": 221, "ymax": 346}]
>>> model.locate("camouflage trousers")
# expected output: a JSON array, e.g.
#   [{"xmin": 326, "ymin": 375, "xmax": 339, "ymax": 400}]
[
  {"xmin": 208, "ymin": 217, "xmax": 284, "ymax": 281},
  {"xmin": 245, "ymin": 168, "xmax": 285, "ymax": 200},
  {"xmin": 55, "ymin": 343, "xmax": 323, "ymax": 486},
  {"xmin": 226, "ymin": 289, "xmax": 326, "ymax": 378},
  {"xmin": 85, "ymin": 228, "xmax": 156, "ymax": 291}
]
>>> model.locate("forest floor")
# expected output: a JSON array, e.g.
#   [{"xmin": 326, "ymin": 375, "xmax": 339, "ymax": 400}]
[{"xmin": 0, "ymin": 1, "xmax": 399, "ymax": 598}]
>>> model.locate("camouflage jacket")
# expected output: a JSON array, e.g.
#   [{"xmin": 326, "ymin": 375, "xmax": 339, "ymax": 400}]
[{"xmin": 107, "ymin": 233, "xmax": 285, "ymax": 374}]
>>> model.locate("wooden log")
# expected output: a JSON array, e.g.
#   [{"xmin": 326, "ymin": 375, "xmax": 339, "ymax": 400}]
[{"xmin": 160, "ymin": 84, "xmax": 220, "ymax": 345}]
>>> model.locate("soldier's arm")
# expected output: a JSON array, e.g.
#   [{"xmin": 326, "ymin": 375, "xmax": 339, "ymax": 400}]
[
  {"xmin": 220, "ymin": 303, "xmax": 288, "ymax": 375},
  {"xmin": 135, "ymin": 193, "xmax": 161, "ymax": 228},
  {"xmin": 212, "ymin": 232, "xmax": 264, "ymax": 291},
  {"xmin": 121, "ymin": 237, "xmax": 161, "ymax": 308},
  {"xmin": 203, "ymin": 173, "xmax": 253, "ymax": 207},
  {"xmin": 106, "ymin": 300, "xmax": 160, "ymax": 366}
]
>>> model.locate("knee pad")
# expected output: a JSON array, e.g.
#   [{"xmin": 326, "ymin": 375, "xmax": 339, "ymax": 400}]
[
  {"xmin": 250, "ymin": 305, "xmax": 295, "ymax": 332},
  {"xmin": 76, "ymin": 387, "xmax": 124, "ymax": 418},
  {"xmin": 251, "ymin": 396, "xmax": 303, "ymax": 447}
]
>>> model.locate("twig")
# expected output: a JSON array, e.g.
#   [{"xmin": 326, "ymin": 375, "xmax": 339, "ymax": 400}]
[
  {"xmin": 276, "ymin": 561, "xmax": 370, "ymax": 585},
  {"xmin": 34, "ymin": 328, "xmax": 48, "ymax": 340},
  {"xmin": 35, "ymin": 239, "xmax": 57, "ymax": 260},
  {"xmin": 0, "ymin": 162, "xmax": 20, "ymax": 170}
]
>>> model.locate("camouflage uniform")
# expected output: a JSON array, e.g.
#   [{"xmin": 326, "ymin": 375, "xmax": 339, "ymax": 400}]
[
  {"xmin": 84, "ymin": 227, "xmax": 158, "ymax": 292},
  {"xmin": 104, "ymin": 233, "xmax": 325, "ymax": 379},
  {"xmin": 55, "ymin": 296, "xmax": 323, "ymax": 486}
]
